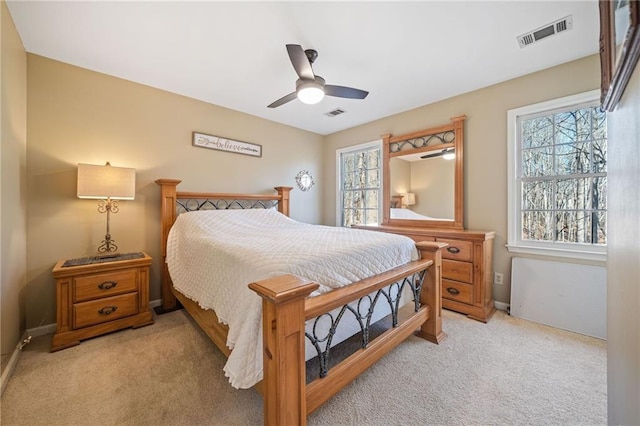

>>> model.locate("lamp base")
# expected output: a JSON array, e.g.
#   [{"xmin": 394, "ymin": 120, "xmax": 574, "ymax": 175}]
[{"xmin": 97, "ymin": 233, "xmax": 118, "ymax": 255}]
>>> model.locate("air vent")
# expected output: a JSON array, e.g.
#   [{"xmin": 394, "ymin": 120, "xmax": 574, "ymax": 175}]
[
  {"xmin": 324, "ymin": 108, "xmax": 346, "ymax": 117},
  {"xmin": 517, "ymin": 15, "xmax": 573, "ymax": 48}
]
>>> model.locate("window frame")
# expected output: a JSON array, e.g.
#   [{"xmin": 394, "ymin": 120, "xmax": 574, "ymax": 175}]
[
  {"xmin": 335, "ymin": 139, "xmax": 383, "ymax": 227},
  {"xmin": 507, "ymin": 89, "xmax": 607, "ymax": 261}
]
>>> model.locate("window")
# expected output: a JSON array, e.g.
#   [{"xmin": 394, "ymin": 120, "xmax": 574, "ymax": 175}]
[
  {"xmin": 507, "ymin": 90, "xmax": 607, "ymax": 261},
  {"xmin": 336, "ymin": 140, "xmax": 382, "ymax": 227}
]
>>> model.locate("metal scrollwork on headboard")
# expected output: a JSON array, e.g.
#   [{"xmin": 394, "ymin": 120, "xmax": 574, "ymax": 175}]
[{"xmin": 176, "ymin": 198, "xmax": 279, "ymax": 214}]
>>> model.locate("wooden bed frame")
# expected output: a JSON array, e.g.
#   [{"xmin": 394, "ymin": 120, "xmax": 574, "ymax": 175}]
[{"xmin": 156, "ymin": 179, "xmax": 445, "ymax": 425}]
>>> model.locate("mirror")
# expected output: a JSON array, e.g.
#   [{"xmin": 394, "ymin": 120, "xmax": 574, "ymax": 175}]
[
  {"xmin": 295, "ymin": 170, "xmax": 315, "ymax": 191},
  {"xmin": 382, "ymin": 115, "xmax": 465, "ymax": 229},
  {"xmin": 389, "ymin": 154, "xmax": 455, "ymax": 219}
]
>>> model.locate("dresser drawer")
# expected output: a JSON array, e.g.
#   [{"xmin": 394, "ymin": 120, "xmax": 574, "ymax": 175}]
[
  {"xmin": 442, "ymin": 279, "xmax": 473, "ymax": 304},
  {"xmin": 74, "ymin": 293, "xmax": 139, "ymax": 329},
  {"xmin": 443, "ymin": 259, "xmax": 473, "ymax": 283},
  {"xmin": 74, "ymin": 270, "xmax": 137, "ymax": 302},
  {"xmin": 436, "ymin": 238, "xmax": 473, "ymax": 262}
]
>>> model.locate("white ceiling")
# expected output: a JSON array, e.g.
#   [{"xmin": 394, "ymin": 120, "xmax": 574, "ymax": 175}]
[{"xmin": 7, "ymin": 1, "xmax": 600, "ymax": 136}]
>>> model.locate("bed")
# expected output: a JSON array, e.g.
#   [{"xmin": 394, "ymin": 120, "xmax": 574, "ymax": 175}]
[{"xmin": 156, "ymin": 179, "xmax": 446, "ymax": 425}]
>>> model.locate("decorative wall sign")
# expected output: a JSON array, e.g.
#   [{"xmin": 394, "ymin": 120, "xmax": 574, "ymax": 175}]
[
  {"xmin": 192, "ymin": 132, "xmax": 262, "ymax": 157},
  {"xmin": 295, "ymin": 170, "xmax": 315, "ymax": 191}
]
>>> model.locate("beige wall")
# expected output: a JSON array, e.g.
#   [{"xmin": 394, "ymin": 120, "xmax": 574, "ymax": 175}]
[
  {"xmin": 0, "ymin": 1, "xmax": 27, "ymax": 375},
  {"xmin": 411, "ymin": 158, "xmax": 454, "ymax": 219},
  {"xmin": 323, "ymin": 54, "xmax": 601, "ymax": 305},
  {"xmin": 607, "ymin": 62, "xmax": 640, "ymax": 424},
  {"xmin": 389, "ymin": 157, "xmax": 410, "ymax": 200},
  {"xmin": 26, "ymin": 55, "xmax": 324, "ymax": 328}
]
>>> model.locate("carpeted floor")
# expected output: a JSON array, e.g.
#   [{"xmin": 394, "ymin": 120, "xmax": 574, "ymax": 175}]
[{"xmin": 0, "ymin": 309, "xmax": 606, "ymax": 426}]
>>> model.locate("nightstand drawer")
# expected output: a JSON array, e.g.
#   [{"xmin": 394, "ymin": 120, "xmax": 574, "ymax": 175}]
[
  {"xmin": 74, "ymin": 270, "xmax": 137, "ymax": 302},
  {"xmin": 436, "ymin": 238, "xmax": 473, "ymax": 262},
  {"xmin": 443, "ymin": 259, "xmax": 473, "ymax": 283},
  {"xmin": 442, "ymin": 279, "xmax": 473, "ymax": 304},
  {"xmin": 74, "ymin": 293, "xmax": 139, "ymax": 329}
]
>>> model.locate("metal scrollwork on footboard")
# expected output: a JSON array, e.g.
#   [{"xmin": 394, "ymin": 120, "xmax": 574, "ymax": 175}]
[
  {"xmin": 176, "ymin": 198, "xmax": 279, "ymax": 214},
  {"xmin": 305, "ymin": 269, "xmax": 426, "ymax": 379}
]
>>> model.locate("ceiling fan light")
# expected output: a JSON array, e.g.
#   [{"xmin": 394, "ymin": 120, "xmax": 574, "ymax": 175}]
[
  {"xmin": 297, "ymin": 82, "xmax": 325, "ymax": 104},
  {"xmin": 442, "ymin": 151, "xmax": 456, "ymax": 160}
]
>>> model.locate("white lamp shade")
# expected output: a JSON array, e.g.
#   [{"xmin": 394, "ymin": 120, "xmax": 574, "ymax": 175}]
[
  {"xmin": 402, "ymin": 193, "xmax": 416, "ymax": 206},
  {"xmin": 77, "ymin": 163, "xmax": 136, "ymax": 200}
]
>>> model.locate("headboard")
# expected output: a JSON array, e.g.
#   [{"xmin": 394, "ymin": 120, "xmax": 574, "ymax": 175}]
[{"xmin": 155, "ymin": 179, "xmax": 293, "ymax": 312}]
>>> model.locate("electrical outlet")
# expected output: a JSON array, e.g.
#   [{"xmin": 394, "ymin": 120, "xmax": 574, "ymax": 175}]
[{"xmin": 494, "ymin": 272, "xmax": 504, "ymax": 285}]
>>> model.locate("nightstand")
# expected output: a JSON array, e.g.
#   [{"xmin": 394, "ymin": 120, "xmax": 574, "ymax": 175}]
[{"xmin": 51, "ymin": 252, "xmax": 154, "ymax": 351}]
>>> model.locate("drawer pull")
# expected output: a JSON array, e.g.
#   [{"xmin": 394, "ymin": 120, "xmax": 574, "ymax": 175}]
[
  {"xmin": 447, "ymin": 246, "xmax": 461, "ymax": 254},
  {"xmin": 446, "ymin": 287, "xmax": 460, "ymax": 296},
  {"xmin": 98, "ymin": 306, "xmax": 118, "ymax": 315},
  {"xmin": 98, "ymin": 281, "xmax": 117, "ymax": 290}
]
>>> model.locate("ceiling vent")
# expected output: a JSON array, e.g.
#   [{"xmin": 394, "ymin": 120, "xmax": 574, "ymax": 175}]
[
  {"xmin": 517, "ymin": 15, "xmax": 573, "ymax": 48},
  {"xmin": 324, "ymin": 108, "xmax": 346, "ymax": 118}
]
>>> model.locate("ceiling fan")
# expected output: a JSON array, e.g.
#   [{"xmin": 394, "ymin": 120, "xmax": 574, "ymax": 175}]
[
  {"xmin": 267, "ymin": 44, "xmax": 369, "ymax": 108},
  {"xmin": 420, "ymin": 148, "xmax": 455, "ymax": 160}
]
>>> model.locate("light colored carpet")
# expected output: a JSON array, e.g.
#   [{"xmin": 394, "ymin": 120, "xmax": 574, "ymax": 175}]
[{"xmin": 0, "ymin": 309, "xmax": 606, "ymax": 425}]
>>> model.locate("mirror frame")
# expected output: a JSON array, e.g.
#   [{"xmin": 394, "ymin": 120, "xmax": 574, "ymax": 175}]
[{"xmin": 382, "ymin": 115, "xmax": 465, "ymax": 230}]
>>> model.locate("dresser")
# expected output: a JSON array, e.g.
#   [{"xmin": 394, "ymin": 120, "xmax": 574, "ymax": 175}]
[
  {"xmin": 358, "ymin": 226, "xmax": 496, "ymax": 322},
  {"xmin": 51, "ymin": 252, "xmax": 154, "ymax": 351}
]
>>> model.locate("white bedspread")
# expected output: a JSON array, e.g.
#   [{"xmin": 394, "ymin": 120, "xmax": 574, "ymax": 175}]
[
  {"xmin": 166, "ymin": 209, "xmax": 418, "ymax": 388},
  {"xmin": 390, "ymin": 207, "xmax": 453, "ymax": 221}
]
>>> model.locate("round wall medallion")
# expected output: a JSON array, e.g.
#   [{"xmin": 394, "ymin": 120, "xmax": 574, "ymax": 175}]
[{"xmin": 295, "ymin": 170, "xmax": 315, "ymax": 191}]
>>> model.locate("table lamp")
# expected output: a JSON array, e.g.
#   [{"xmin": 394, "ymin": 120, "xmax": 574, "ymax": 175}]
[
  {"xmin": 402, "ymin": 192, "xmax": 416, "ymax": 207},
  {"xmin": 77, "ymin": 162, "xmax": 135, "ymax": 254}
]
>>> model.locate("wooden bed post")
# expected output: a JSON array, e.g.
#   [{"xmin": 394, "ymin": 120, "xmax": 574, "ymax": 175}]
[
  {"xmin": 249, "ymin": 275, "xmax": 319, "ymax": 426},
  {"xmin": 415, "ymin": 241, "xmax": 447, "ymax": 344},
  {"xmin": 155, "ymin": 179, "xmax": 182, "ymax": 312},
  {"xmin": 274, "ymin": 186, "xmax": 292, "ymax": 217}
]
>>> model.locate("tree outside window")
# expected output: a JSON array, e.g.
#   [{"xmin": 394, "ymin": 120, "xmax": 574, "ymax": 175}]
[
  {"xmin": 507, "ymin": 90, "xmax": 607, "ymax": 260},
  {"xmin": 520, "ymin": 106, "xmax": 607, "ymax": 245},
  {"xmin": 338, "ymin": 143, "xmax": 381, "ymax": 227}
]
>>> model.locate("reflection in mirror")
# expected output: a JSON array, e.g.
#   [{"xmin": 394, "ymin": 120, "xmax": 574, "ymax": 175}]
[
  {"xmin": 390, "ymin": 152, "xmax": 455, "ymax": 220},
  {"xmin": 614, "ymin": 0, "xmax": 630, "ymax": 55}
]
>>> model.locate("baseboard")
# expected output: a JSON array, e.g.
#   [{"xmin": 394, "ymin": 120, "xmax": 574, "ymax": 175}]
[
  {"xmin": 0, "ymin": 331, "xmax": 29, "ymax": 396},
  {"xmin": 494, "ymin": 301, "xmax": 510, "ymax": 312},
  {"xmin": 150, "ymin": 298, "xmax": 161, "ymax": 309},
  {"xmin": 27, "ymin": 323, "xmax": 57, "ymax": 337}
]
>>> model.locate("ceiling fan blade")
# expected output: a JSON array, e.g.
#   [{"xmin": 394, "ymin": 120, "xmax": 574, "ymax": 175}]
[
  {"xmin": 421, "ymin": 148, "xmax": 453, "ymax": 159},
  {"xmin": 267, "ymin": 92, "xmax": 297, "ymax": 108},
  {"xmin": 286, "ymin": 44, "xmax": 315, "ymax": 80},
  {"xmin": 325, "ymin": 85, "xmax": 369, "ymax": 99}
]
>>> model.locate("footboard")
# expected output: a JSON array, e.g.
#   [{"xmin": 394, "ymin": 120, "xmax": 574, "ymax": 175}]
[{"xmin": 249, "ymin": 241, "xmax": 445, "ymax": 425}]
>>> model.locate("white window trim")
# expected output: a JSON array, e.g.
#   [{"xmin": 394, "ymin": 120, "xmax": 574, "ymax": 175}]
[
  {"xmin": 335, "ymin": 139, "xmax": 383, "ymax": 227},
  {"xmin": 507, "ymin": 89, "xmax": 607, "ymax": 262}
]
